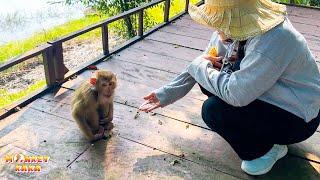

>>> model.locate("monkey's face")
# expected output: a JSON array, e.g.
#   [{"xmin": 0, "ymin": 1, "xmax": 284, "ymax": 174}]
[
  {"xmin": 95, "ymin": 70, "xmax": 117, "ymax": 104},
  {"xmin": 99, "ymin": 79, "xmax": 115, "ymax": 98}
]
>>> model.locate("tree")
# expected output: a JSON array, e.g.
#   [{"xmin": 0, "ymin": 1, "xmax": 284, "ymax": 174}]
[{"xmin": 66, "ymin": 0, "xmax": 152, "ymax": 38}]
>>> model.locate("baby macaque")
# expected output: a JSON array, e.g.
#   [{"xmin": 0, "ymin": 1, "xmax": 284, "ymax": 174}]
[{"xmin": 71, "ymin": 70, "xmax": 117, "ymax": 142}]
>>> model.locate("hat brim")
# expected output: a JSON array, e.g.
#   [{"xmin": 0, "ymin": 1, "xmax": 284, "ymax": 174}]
[{"xmin": 188, "ymin": 0, "xmax": 287, "ymax": 41}]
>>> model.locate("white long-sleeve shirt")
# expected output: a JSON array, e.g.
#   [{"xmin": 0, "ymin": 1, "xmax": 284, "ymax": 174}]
[{"xmin": 154, "ymin": 17, "xmax": 320, "ymax": 123}]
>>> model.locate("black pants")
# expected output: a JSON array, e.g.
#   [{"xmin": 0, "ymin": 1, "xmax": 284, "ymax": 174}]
[{"xmin": 199, "ymin": 85, "xmax": 320, "ymax": 160}]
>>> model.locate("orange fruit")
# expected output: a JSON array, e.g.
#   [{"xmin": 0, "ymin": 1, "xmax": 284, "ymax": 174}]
[{"xmin": 208, "ymin": 47, "xmax": 218, "ymax": 57}]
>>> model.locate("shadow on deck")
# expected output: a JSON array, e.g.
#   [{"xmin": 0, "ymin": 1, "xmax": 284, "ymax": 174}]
[{"xmin": 1, "ymin": 5, "xmax": 320, "ymax": 179}]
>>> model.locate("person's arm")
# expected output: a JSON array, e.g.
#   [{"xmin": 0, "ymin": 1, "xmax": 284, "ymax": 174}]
[
  {"xmin": 153, "ymin": 70, "xmax": 196, "ymax": 107},
  {"xmin": 187, "ymin": 49, "xmax": 290, "ymax": 107},
  {"xmin": 153, "ymin": 32, "xmax": 221, "ymax": 107}
]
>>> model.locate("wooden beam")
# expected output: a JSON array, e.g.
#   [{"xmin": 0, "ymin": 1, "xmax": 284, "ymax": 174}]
[
  {"xmin": 42, "ymin": 45, "xmax": 56, "ymax": 86},
  {"xmin": 0, "ymin": 44, "xmax": 51, "ymax": 72},
  {"xmin": 102, "ymin": 24, "xmax": 109, "ymax": 55},
  {"xmin": 164, "ymin": 0, "xmax": 171, "ymax": 22},
  {"xmin": 52, "ymin": 42, "xmax": 65, "ymax": 82},
  {"xmin": 185, "ymin": 0, "xmax": 190, "ymax": 13},
  {"xmin": 138, "ymin": 10, "xmax": 144, "ymax": 37}
]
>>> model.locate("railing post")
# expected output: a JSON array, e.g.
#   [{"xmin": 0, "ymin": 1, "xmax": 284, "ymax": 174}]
[
  {"xmin": 164, "ymin": 0, "xmax": 171, "ymax": 22},
  {"xmin": 42, "ymin": 45, "xmax": 56, "ymax": 87},
  {"xmin": 185, "ymin": 0, "xmax": 190, "ymax": 13},
  {"xmin": 52, "ymin": 42, "xmax": 66, "ymax": 82},
  {"xmin": 102, "ymin": 24, "xmax": 109, "ymax": 55},
  {"xmin": 138, "ymin": 10, "xmax": 144, "ymax": 37}
]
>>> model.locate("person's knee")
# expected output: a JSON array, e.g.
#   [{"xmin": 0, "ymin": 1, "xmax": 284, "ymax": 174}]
[{"xmin": 201, "ymin": 96, "xmax": 226, "ymax": 130}]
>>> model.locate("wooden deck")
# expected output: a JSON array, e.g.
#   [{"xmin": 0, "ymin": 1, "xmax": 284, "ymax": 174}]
[{"xmin": 1, "ymin": 5, "xmax": 320, "ymax": 179}]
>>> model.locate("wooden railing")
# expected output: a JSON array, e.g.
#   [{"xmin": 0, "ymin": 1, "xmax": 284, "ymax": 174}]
[
  {"xmin": 0, "ymin": 0, "xmax": 199, "ymax": 87},
  {"xmin": 0, "ymin": 0, "xmax": 200, "ymax": 118}
]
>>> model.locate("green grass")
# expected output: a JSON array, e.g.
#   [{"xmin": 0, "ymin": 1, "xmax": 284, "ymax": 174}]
[
  {"xmin": 0, "ymin": 80, "xmax": 46, "ymax": 109},
  {"xmin": 0, "ymin": 15, "xmax": 106, "ymax": 63}
]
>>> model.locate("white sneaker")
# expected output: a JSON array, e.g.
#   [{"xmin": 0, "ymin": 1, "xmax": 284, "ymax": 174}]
[{"xmin": 241, "ymin": 144, "xmax": 288, "ymax": 175}]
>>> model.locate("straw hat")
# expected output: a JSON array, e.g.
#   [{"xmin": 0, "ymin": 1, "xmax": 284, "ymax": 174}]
[{"xmin": 189, "ymin": 0, "xmax": 287, "ymax": 41}]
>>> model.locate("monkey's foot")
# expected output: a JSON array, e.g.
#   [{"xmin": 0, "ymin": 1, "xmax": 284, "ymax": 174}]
[
  {"xmin": 102, "ymin": 132, "xmax": 112, "ymax": 140},
  {"xmin": 92, "ymin": 126, "xmax": 105, "ymax": 141},
  {"xmin": 100, "ymin": 122, "xmax": 114, "ymax": 131}
]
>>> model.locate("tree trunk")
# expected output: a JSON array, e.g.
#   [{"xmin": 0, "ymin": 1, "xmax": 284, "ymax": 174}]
[{"xmin": 119, "ymin": 0, "xmax": 135, "ymax": 38}]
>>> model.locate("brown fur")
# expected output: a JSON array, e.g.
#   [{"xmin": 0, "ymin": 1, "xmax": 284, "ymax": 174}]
[{"xmin": 71, "ymin": 70, "xmax": 117, "ymax": 141}]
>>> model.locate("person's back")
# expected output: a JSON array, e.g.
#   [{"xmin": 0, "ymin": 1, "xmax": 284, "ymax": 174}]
[{"xmin": 247, "ymin": 17, "xmax": 320, "ymax": 122}]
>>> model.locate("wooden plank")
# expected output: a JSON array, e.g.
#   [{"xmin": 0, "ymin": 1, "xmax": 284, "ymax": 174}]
[
  {"xmin": 0, "ymin": 144, "xmax": 62, "ymax": 179},
  {"xmin": 286, "ymin": 6, "xmax": 320, "ymax": 21},
  {"xmin": 174, "ymin": 15, "xmax": 214, "ymax": 31},
  {"xmin": 130, "ymin": 39, "xmax": 203, "ymax": 61},
  {"xmin": 156, "ymin": 20, "xmax": 320, "ymax": 61},
  {"xmin": 172, "ymin": 17, "xmax": 320, "ymax": 53},
  {"xmin": 182, "ymin": 6, "xmax": 320, "ymax": 22},
  {"xmin": 147, "ymin": 28, "xmax": 320, "ymax": 58},
  {"xmin": 0, "ymin": 106, "xmax": 90, "ymax": 179},
  {"xmin": 180, "ymin": 14, "xmax": 320, "ymax": 37},
  {"xmin": 160, "ymin": 23, "xmax": 213, "ymax": 40},
  {"xmin": 68, "ymin": 137, "xmax": 238, "ymax": 179},
  {"xmin": 114, "ymin": 47, "xmax": 191, "ymax": 74},
  {"xmin": 146, "ymin": 31, "xmax": 209, "ymax": 50},
  {"xmin": 32, "ymin": 95, "xmax": 248, "ymax": 179},
  {"xmin": 289, "ymin": 16, "xmax": 320, "ymax": 28},
  {"xmin": 32, "ymin": 94, "xmax": 320, "ymax": 179}
]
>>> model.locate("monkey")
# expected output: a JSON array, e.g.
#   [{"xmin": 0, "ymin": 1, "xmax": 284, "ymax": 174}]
[{"xmin": 71, "ymin": 70, "xmax": 117, "ymax": 142}]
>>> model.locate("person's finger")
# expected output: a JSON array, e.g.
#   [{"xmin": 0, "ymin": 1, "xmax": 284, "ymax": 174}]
[
  {"xmin": 146, "ymin": 103, "xmax": 161, "ymax": 112},
  {"xmin": 139, "ymin": 100, "xmax": 152, "ymax": 110},
  {"xmin": 213, "ymin": 61, "xmax": 223, "ymax": 68},
  {"xmin": 143, "ymin": 92, "xmax": 155, "ymax": 100},
  {"xmin": 204, "ymin": 56, "xmax": 223, "ymax": 62}
]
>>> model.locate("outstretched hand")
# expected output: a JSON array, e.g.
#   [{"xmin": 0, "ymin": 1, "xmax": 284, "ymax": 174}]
[{"xmin": 139, "ymin": 92, "xmax": 162, "ymax": 112}]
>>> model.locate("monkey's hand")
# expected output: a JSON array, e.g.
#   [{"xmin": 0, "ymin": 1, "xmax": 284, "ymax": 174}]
[{"xmin": 93, "ymin": 126, "xmax": 105, "ymax": 141}]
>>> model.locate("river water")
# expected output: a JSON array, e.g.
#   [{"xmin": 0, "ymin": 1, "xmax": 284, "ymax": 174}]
[{"xmin": 0, "ymin": 0, "xmax": 86, "ymax": 45}]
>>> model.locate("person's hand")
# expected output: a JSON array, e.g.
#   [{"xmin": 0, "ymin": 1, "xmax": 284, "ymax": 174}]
[
  {"xmin": 139, "ymin": 92, "xmax": 162, "ymax": 112},
  {"xmin": 203, "ymin": 55, "xmax": 223, "ymax": 70}
]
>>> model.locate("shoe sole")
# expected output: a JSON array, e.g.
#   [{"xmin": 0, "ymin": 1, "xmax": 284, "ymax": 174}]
[{"xmin": 242, "ymin": 145, "xmax": 288, "ymax": 176}]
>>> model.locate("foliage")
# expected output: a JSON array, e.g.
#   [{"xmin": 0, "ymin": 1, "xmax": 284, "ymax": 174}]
[
  {"xmin": 66, "ymin": 0, "xmax": 152, "ymax": 38},
  {"xmin": 0, "ymin": 80, "xmax": 46, "ymax": 109},
  {"xmin": 273, "ymin": 0, "xmax": 320, "ymax": 6},
  {"xmin": 0, "ymin": 15, "xmax": 105, "ymax": 63}
]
